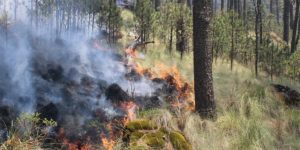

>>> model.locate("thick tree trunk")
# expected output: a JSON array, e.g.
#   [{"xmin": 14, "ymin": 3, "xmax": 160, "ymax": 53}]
[
  {"xmin": 283, "ymin": 0, "xmax": 290, "ymax": 43},
  {"xmin": 291, "ymin": 0, "xmax": 300, "ymax": 53},
  {"xmin": 193, "ymin": 0, "xmax": 216, "ymax": 119}
]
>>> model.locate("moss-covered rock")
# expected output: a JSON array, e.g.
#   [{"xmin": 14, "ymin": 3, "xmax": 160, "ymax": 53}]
[
  {"xmin": 129, "ymin": 145, "xmax": 149, "ymax": 150},
  {"xmin": 125, "ymin": 120, "xmax": 191, "ymax": 150},
  {"xmin": 130, "ymin": 131, "xmax": 145, "ymax": 143},
  {"xmin": 142, "ymin": 131, "xmax": 166, "ymax": 148},
  {"xmin": 126, "ymin": 120, "xmax": 158, "ymax": 131},
  {"xmin": 169, "ymin": 131, "xmax": 192, "ymax": 150}
]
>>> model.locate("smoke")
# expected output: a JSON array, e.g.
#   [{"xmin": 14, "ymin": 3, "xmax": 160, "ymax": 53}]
[
  {"xmin": 0, "ymin": 13, "xmax": 159, "ymax": 135},
  {"xmin": 0, "ymin": 1, "xmax": 167, "ymax": 142},
  {"xmin": 0, "ymin": 24, "xmax": 35, "ymax": 112}
]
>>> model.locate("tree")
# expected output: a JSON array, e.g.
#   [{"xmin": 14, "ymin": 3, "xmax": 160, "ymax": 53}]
[
  {"xmin": 283, "ymin": 0, "xmax": 290, "ymax": 43},
  {"xmin": 291, "ymin": 0, "xmax": 300, "ymax": 53},
  {"xmin": 176, "ymin": 0, "xmax": 188, "ymax": 59},
  {"xmin": 193, "ymin": 0, "xmax": 216, "ymax": 118},
  {"xmin": 276, "ymin": 0, "xmax": 280, "ymax": 24},
  {"xmin": 134, "ymin": 0, "xmax": 154, "ymax": 43}
]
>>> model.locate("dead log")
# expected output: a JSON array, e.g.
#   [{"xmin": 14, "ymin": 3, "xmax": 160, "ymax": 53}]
[
  {"xmin": 271, "ymin": 84, "xmax": 300, "ymax": 107},
  {"xmin": 127, "ymin": 40, "xmax": 155, "ymax": 51}
]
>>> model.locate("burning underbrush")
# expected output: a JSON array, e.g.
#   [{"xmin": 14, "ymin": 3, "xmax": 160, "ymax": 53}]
[{"xmin": 0, "ymin": 26, "xmax": 194, "ymax": 149}]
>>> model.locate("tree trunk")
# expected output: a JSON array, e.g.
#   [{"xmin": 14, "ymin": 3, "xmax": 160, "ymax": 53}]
[
  {"xmin": 291, "ymin": 0, "xmax": 300, "ymax": 53},
  {"xmin": 14, "ymin": 0, "xmax": 18, "ymax": 21},
  {"xmin": 193, "ymin": 0, "xmax": 216, "ymax": 119},
  {"xmin": 259, "ymin": 0, "xmax": 263, "ymax": 45},
  {"xmin": 243, "ymin": 0, "xmax": 247, "ymax": 25},
  {"xmin": 230, "ymin": 12, "xmax": 234, "ymax": 71},
  {"xmin": 270, "ymin": 0, "xmax": 273, "ymax": 14},
  {"xmin": 35, "ymin": 0, "xmax": 38, "ymax": 30},
  {"xmin": 276, "ymin": 0, "xmax": 280, "ymax": 24},
  {"xmin": 290, "ymin": 2, "xmax": 294, "ymax": 29},
  {"xmin": 255, "ymin": 0, "xmax": 261, "ymax": 78},
  {"xmin": 283, "ymin": 0, "xmax": 290, "ymax": 43},
  {"xmin": 221, "ymin": 0, "xmax": 224, "ymax": 11},
  {"xmin": 169, "ymin": 25, "xmax": 173, "ymax": 53},
  {"xmin": 154, "ymin": 0, "xmax": 161, "ymax": 10},
  {"xmin": 176, "ymin": 0, "xmax": 186, "ymax": 59}
]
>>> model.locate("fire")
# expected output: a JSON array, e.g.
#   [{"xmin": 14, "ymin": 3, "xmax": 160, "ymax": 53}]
[
  {"xmin": 125, "ymin": 48, "xmax": 138, "ymax": 58},
  {"xmin": 126, "ymin": 60, "xmax": 195, "ymax": 111},
  {"xmin": 59, "ymin": 128, "xmax": 91, "ymax": 150},
  {"xmin": 120, "ymin": 101, "xmax": 138, "ymax": 125},
  {"xmin": 100, "ymin": 134, "xmax": 115, "ymax": 150},
  {"xmin": 100, "ymin": 101, "xmax": 137, "ymax": 150},
  {"xmin": 100, "ymin": 123, "xmax": 116, "ymax": 150}
]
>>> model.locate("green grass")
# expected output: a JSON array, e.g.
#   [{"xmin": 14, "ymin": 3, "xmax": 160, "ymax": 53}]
[{"xmin": 118, "ymin": 9, "xmax": 300, "ymax": 149}]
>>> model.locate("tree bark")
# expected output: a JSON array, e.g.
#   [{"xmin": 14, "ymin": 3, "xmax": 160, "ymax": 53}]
[
  {"xmin": 290, "ymin": 2, "xmax": 294, "ymax": 29},
  {"xmin": 193, "ymin": 0, "xmax": 216, "ymax": 119},
  {"xmin": 243, "ymin": 0, "xmax": 247, "ymax": 25},
  {"xmin": 221, "ymin": 0, "xmax": 224, "ymax": 11},
  {"xmin": 283, "ymin": 0, "xmax": 290, "ymax": 43},
  {"xmin": 255, "ymin": 0, "xmax": 261, "ymax": 78},
  {"xmin": 276, "ymin": 0, "xmax": 280, "ymax": 24},
  {"xmin": 270, "ymin": 0, "xmax": 273, "ymax": 14},
  {"xmin": 291, "ymin": 0, "xmax": 300, "ymax": 53},
  {"xmin": 231, "ymin": 12, "xmax": 235, "ymax": 71}
]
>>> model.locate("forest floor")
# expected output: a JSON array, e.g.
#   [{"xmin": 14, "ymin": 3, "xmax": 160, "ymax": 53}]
[{"xmin": 115, "ymin": 9, "xmax": 300, "ymax": 150}]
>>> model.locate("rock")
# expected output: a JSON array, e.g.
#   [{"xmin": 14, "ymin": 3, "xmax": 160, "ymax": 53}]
[
  {"xmin": 141, "ymin": 131, "xmax": 166, "ymax": 148},
  {"xmin": 125, "ymin": 70, "xmax": 142, "ymax": 81},
  {"xmin": 0, "ymin": 129, "xmax": 8, "ymax": 144},
  {"xmin": 271, "ymin": 84, "xmax": 300, "ymax": 106},
  {"xmin": 40, "ymin": 64, "xmax": 64, "ymax": 82},
  {"xmin": 169, "ymin": 131, "xmax": 192, "ymax": 150},
  {"xmin": 0, "ymin": 106, "xmax": 16, "ymax": 129},
  {"xmin": 125, "ymin": 120, "xmax": 158, "ymax": 132},
  {"xmin": 37, "ymin": 103, "xmax": 59, "ymax": 121},
  {"xmin": 135, "ymin": 96, "xmax": 163, "ymax": 109},
  {"xmin": 105, "ymin": 83, "xmax": 130, "ymax": 104}
]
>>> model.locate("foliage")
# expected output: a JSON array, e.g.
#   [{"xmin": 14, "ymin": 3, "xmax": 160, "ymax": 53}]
[
  {"xmin": 133, "ymin": 0, "xmax": 155, "ymax": 42},
  {"xmin": 0, "ymin": 113, "xmax": 57, "ymax": 150},
  {"xmin": 152, "ymin": 2, "xmax": 192, "ymax": 53}
]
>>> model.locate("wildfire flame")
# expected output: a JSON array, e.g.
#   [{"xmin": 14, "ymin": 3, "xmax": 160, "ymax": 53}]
[
  {"xmin": 59, "ymin": 128, "xmax": 91, "ymax": 150},
  {"xmin": 120, "ymin": 101, "xmax": 138, "ymax": 125},
  {"xmin": 100, "ymin": 123, "xmax": 116, "ymax": 150},
  {"xmin": 124, "ymin": 50, "xmax": 195, "ymax": 111},
  {"xmin": 125, "ymin": 48, "xmax": 138, "ymax": 58}
]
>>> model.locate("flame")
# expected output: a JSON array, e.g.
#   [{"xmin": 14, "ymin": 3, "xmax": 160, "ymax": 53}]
[
  {"xmin": 125, "ymin": 48, "xmax": 138, "ymax": 58},
  {"xmin": 59, "ymin": 128, "xmax": 91, "ymax": 150},
  {"xmin": 128, "ymin": 61, "xmax": 195, "ymax": 111},
  {"xmin": 100, "ymin": 123, "xmax": 116, "ymax": 150},
  {"xmin": 120, "ymin": 101, "xmax": 138, "ymax": 125}
]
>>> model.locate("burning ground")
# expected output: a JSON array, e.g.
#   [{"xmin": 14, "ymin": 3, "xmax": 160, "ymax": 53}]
[{"xmin": 0, "ymin": 24, "xmax": 194, "ymax": 149}]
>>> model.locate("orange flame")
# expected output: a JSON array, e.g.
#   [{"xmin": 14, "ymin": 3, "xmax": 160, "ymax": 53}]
[
  {"xmin": 59, "ymin": 128, "xmax": 91, "ymax": 150},
  {"xmin": 130, "ymin": 62, "xmax": 195, "ymax": 111},
  {"xmin": 125, "ymin": 48, "xmax": 138, "ymax": 58},
  {"xmin": 100, "ymin": 134, "xmax": 115, "ymax": 150},
  {"xmin": 100, "ymin": 122, "xmax": 116, "ymax": 150},
  {"xmin": 120, "ymin": 101, "xmax": 138, "ymax": 125}
]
